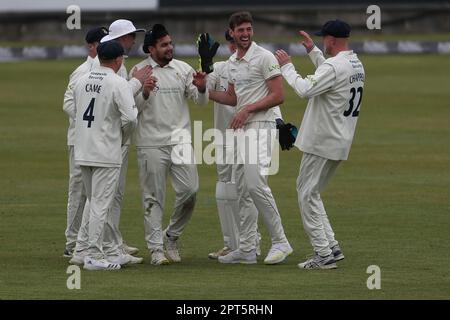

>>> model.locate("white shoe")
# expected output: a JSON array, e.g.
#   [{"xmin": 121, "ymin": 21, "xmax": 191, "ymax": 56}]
[
  {"xmin": 163, "ymin": 233, "xmax": 181, "ymax": 263},
  {"xmin": 151, "ymin": 250, "xmax": 170, "ymax": 266},
  {"xmin": 264, "ymin": 242, "xmax": 293, "ymax": 265},
  {"xmin": 127, "ymin": 255, "xmax": 144, "ymax": 264},
  {"xmin": 106, "ymin": 253, "xmax": 132, "ymax": 266},
  {"xmin": 121, "ymin": 243, "xmax": 139, "ymax": 255},
  {"xmin": 83, "ymin": 257, "xmax": 121, "ymax": 271},
  {"xmin": 298, "ymin": 253, "xmax": 337, "ymax": 270},
  {"xmin": 218, "ymin": 249, "xmax": 257, "ymax": 264},
  {"xmin": 107, "ymin": 248, "xmax": 144, "ymax": 265},
  {"xmin": 208, "ymin": 246, "xmax": 232, "ymax": 260},
  {"xmin": 69, "ymin": 251, "xmax": 87, "ymax": 266},
  {"xmin": 106, "ymin": 253, "xmax": 144, "ymax": 266}
]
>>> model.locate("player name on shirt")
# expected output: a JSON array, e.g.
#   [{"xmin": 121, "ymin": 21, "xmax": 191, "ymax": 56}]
[
  {"xmin": 349, "ymin": 72, "xmax": 365, "ymax": 83},
  {"xmin": 85, "ymin": 83, "xmax": 102, "ymax": 93}
]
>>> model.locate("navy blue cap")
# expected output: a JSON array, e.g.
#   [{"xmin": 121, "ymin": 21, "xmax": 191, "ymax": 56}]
[
  {"xmin": 85, "ymin": 27, "xmax": 108, "ymax": 44},
  {"xmin": 96, "ymin": 41, "xmax": 124, "ymax": 60},
  {"xmin": 314, "ymin": 19, "xmax": 351, "ymax": 38}
]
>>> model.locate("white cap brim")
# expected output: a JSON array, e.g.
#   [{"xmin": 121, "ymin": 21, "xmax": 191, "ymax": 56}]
[{"xmin": 100, "ymin": 28, "xmax": 146, "ymax": 43}]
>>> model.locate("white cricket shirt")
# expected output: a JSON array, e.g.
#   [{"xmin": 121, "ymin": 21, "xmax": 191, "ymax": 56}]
[
  {"xmin": 227, "ymin": 42, "xmax": 282, "ymax": 123},
  {"xmin": 74, "ymin": 66, "xmax": 138, "ymax": 167},
  {"xmin": 63, "ymin": 56, "xmax": 99, "ymax": 145},
  {"xmin": 208, "ymin": 61, "xmax": 235, "ymax": 143},
  {"xmin": 132, "ymin": 56, "xmax": 209, "ymax": 147},
  {"xmin": 281, "ymin": 47, "xmax": 365, "ymax": 160}
]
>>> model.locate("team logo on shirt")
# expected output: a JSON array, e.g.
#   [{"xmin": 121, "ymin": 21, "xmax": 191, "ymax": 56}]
[{"xmin": 268, "ymin": 64, "xmax": 280, "ymax": 72}]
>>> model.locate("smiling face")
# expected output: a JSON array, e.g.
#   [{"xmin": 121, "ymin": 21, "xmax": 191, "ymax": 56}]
[
  {"xmin": 149, "ymin": 35, "xmax": 174, "ymax": 66},
  {"xmin": 230, "ymin": 22, "xmax": 253, "ymax": 51}
]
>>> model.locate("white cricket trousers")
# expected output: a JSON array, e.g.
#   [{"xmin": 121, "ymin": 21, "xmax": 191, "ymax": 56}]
[
  {"xmin": 215, "ymin": 157, "xmax": 240, "ymax": 251},
  {"xmin": 81, "ymin": 165, "xmax": 120, "ymax": 259},
  {"xmin": 102, "ymin": 146, "xmax": 129, "ymax": 256},
  {"xmin": 236, "ymin": 121, "xmax": 288, "ymax": 252},
  {"xmin": 73, "ymin": 146, "xmax": 128, "ymax": 255},
  {"xmin": 137, "ymin": 145, "xmax": 199, "ymax": 252},
  {"xmin": 297, "ymin": 152, "xmax": 340, "ymax": 257},
  {"xmin": 64, "ymin": 146, "xmax": 86, "ymax": 251}
]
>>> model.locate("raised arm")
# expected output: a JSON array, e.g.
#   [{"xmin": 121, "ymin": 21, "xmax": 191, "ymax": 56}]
[
  {"xmin": 127, "ymin": 65, "xmax": 153, "ymax": 96},
  {"xmin": 299, "ymin": 31, "xmax": 326, "ymax": 68},
  {"xmin": 275, "ymin": 49, "xmax": 336, "ymax": 99}
]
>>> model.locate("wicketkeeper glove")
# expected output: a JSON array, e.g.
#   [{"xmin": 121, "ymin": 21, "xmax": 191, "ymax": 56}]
[
  {"xmin": 197, "ymin": 33, "xmax": 220, "ymax": 74},
  {"xmin": 276, "ymin": 118, "xmax": 298, "ymax": 151}
]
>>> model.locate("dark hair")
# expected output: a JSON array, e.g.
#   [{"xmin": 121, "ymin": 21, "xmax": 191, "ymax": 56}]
[
  {"xmin": 224, "ymin": 30, "xmax": 234, "ymax": 42},
  {"xmin": 229, "ymin": 11, "xmax": 253, "ymax": 30},
  {"xmin": 97, "ymin": 41, "xmax": 124, "ymax": 61},
  {"xmin": 143, "ymin": 24, "xmax": 169, "ymax": 53}
]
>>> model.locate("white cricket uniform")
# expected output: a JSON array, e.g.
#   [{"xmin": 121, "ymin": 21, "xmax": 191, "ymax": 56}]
[
  {"xmin": 62, "ymin": 55, "xmax": 99, "ymax": 252},
  {"xmin": 132, "ymin": 56, "xmax": 208, "ymax": 252},
  {"xmin": 227, "ymin": 41, "xmax": 289, "ymax": 252},
  {"xmin": 74, "ymin": 65, "xmax": 138, "ymax": 259},
  {"xmin": 280, "ymin": 46, "xmax": 365, "ymax": 256},
  {"xmin": 101, "ymin": 58, "xmax": 143, "ymax": 257},
  {"xmin": 207, "ymin": 61, "xmax": 240, "ymax": 250}
]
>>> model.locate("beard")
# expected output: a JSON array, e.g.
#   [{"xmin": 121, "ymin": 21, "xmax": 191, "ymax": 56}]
[
  {"xmin": 156, "ymin": 51, "xmax": 173, "ymax": 65},
  {"xmin": 236, "ymin": 39, "xmax": 251, "ymax": 50}
]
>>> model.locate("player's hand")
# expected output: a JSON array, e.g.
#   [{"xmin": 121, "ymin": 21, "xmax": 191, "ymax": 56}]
[
  {"xmin": 193, "ymin": 71, "xmax": 207, "ymax": 93},
  {"xmin": 132, "ymin": 65, "xmax": 153, "ymax": 84},
  {"xmin": 299, "ymin": 30, "xmax": 315, "ymax": 53},
  {"xmin": 142, "ymin": 76, "xmax": 158, "ymax": 99},
  {"xmin": 275, "ymin": 49, "xmax": 292, "ymax": 66},
  {"xmin": 230, "ymin": 106, "xmax": 251, "ymax": 130},
  {"xmin": 197, "ymin": 33, "xmax": 220, "ymax": 74}
]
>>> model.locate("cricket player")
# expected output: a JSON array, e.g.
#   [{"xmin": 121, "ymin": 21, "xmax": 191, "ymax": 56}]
[
  {"xmin": 73, "ymin": 41, "xmax": 138, "ymax": 270},
  {"xmin": 132, "ymin": 24, "xmax": 208, "ymax": 265},
  {"xmin": 99, "ymin": 19, "xmax": 150, "ymax": 262},
  {"xmin": 202, "ymin": 31, "xmax": 241, "ymax": 259},
  {"xmin": 201, "ymin": 31, "xmax": 266, "ymax": 259},
  {"xmin": 197, "ymin": 11, "xmax": 293, "ymax": 265},
  {"xmin": 275, "ymin": 20, "xmax": 365, "ymax": 269},
  {"xmin": 62, "ymin": 26, "xmax": 107, "ymax": 258},
  {"xmin": 69, "ymin": 19, "xmax": 150, "ymax": 266}
]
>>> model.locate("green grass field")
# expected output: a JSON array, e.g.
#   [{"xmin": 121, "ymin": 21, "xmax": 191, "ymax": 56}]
[{"xmin": 0, "ymin": 54, "xmax": 449, "ymax": 300}]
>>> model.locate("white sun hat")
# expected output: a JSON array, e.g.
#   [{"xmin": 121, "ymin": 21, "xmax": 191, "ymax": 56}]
[{"xmin": 100, "ymin": 19, "xmax": 146, "ymax": 43}]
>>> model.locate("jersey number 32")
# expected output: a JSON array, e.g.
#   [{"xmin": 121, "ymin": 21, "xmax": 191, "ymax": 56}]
[{"xmin": 344, "ymin": 87, "xmax": 363, "ymax": 117}]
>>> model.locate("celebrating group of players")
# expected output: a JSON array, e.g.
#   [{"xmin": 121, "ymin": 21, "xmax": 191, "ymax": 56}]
[{"xmin": 62, "ymin": 11, "xmax": 365, "ymax": 271}]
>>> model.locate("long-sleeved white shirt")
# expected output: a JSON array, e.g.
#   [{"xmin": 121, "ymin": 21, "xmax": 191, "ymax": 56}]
[
  {"xmin": 208, "ymin": 61, "xmax": 235, "ymax": 144},
  {"xmin": 73, "ymin": 66, "xmax": 138, "ymax": 167},
  {"xmin": 63, "ymin": 56, "xmax": 99, "ymax": 145},
  {"xmin": 131, "ymin": 56, "xmax": 209, "ymax": 147},
  {"xmin": 63, "ymin": 56, "xmax": 142, "ymax": 146},
  {"xmin": 281, "ymin": 47, "xmax": 365, "ymax": 160}
]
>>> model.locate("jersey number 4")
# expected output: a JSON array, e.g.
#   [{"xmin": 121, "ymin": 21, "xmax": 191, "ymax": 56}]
[
  {"xmin": 344, "ymin": 87, "xmax": 363, "ymax": 117},
  {"xmin": 83, "ymin": 98, "xmax": 95, "ymax": 128}
]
